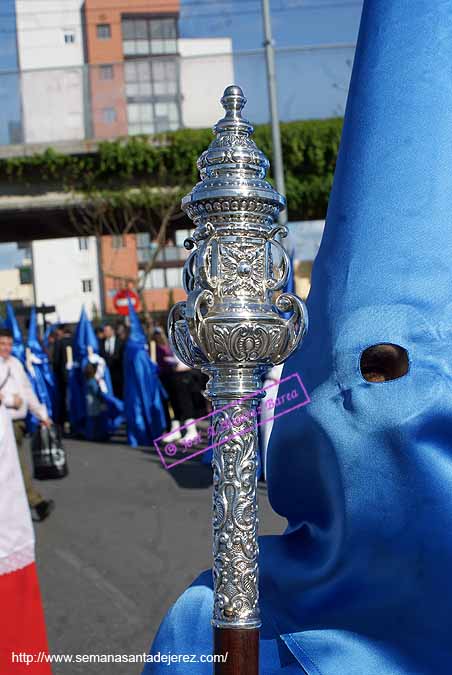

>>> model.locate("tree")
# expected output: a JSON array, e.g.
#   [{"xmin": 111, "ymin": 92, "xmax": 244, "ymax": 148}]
[
  {"xmin": 69, "ymin": 185, "xmax": 186, "ymax": 323},
  {"xmin": 167, "ymin": 288, "xmax": 175, "ymax": 311}
]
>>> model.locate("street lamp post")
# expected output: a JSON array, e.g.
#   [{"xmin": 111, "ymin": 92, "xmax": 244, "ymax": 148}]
[{"xmin": 262, "ymin": 0, "xmax": 287, "ymax": 227}]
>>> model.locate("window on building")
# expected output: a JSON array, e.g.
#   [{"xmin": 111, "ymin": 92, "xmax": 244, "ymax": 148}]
[
  {"xmin": 82, "ymin": 279, "xmax": 93, "ymax": 293},
  {"xmin": 122, "ymin": 17, "xmax": 177, "ymax": 56},
  {"xmin": 100, "ymin": 64, "xmax": 114, "ymax": 80},
  {"xmin": 96, "ymin": 23, "xmax": 111, "ymax": 40},
  {"xmin": 166, "ymin": 267, "xmax": 182, "ymax": 288},
  {"xmin": 137, "ymin": 233, "xmax": 155, "ymax": 263},
  {"xmin": 175, "ymin": 229, "xmax": 191, "ymax": 246},
  {"xmin": 112, "ymin": 234, "xmax": 125, "ymax": 249},
  {"xmin": 136, "ymin": 232, "xmax": 150, "ymax": 248},
  {"xmin": 152, "ymin": 58, "xmax": 178, "ymax": 97},
  {"xmin": 140, "ymin": 267, "xmax": 182, "ymax": 289},
  {"xmin": 102, "ymin": 107, "xmax": 117, "ymax": 123},
  {"xmin": 150, "ymin": 269, "xmax": 165, "ymax": 288},
  {"xmin": 63, "ymin": 31, "xmax": 76, "ymax": 44},
  {"xmin": 137, "ymin": 237, "xmax": 189, "ymax": 265},
  {"xmin": 124, "ymin": 58, "xmax": 178, "ymax": 101},
  {"xmin": 19, "ymin": 266, "xmax": 32, "ymax": 285},
  {"xmin": 127, "ymin": 100, "xmax": 179, "ymax": 135},
  {"xmin": 78, "ymin": 237, "xmax": 89, "ymax": 250},
  {"xmin": 156, "ymin": 100, "xmax": 179, "ymax": 132},
  {"xmin": 124, "ymin": 60, "xmax": 152, "ymax": 98}
]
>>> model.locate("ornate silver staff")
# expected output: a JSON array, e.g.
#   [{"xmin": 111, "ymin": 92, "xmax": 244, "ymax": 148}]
[{"xmin": 168, "ymin": 85, "xmax": 307, "ymax": 674}]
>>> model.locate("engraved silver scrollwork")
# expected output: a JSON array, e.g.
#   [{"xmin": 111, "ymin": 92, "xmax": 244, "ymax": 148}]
[
  {"xmin": 167, "ymin": 302, "xmax": 207, "ymax": 369},
  {"xmin": 167, "ymin": 85, "xmax": 308, "ymax": 629},
  {"xmin": 211, "ymin": 401, "xmax": 260, "ymax": 627}
]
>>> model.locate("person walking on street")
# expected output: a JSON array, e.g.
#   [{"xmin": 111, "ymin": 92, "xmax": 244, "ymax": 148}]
[
  {"xmin": 100, "ymin": 323, "xmax": 124, "ymax": 399},
  {"xmin": 0, "ymin": 328, "xmax": 54, "ymax": 522},
  {"xmin": 52, "ymin": 324, "xmax": 72, "ymax": 428},
  {"xmin": 154, "ymin": 327, "xmax": 200, "ymax": 444},
  {"xmin": 0, "ymin": 355, "xmax": 52, "ymax": 672}
]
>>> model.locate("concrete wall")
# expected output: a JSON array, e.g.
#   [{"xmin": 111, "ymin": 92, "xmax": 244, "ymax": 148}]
[
  {"xmin": 16, "ymin": 0, "xmax": 86, "ymax": 143},
  {"xmin": 16, "ymin": 0, "xmax": 85, "ymax": 70},
  {"xmin": 32, "ymin": 237, "xmax": 101, "ymax": 323},
  {"xmin": 21, "ymin": 68, "xmax": 86, "ymax": 144},
  {"xmin": 0, "ymin": 268, "xmax": 33, "ymax": 304},
  {"xmin": 179, "ymin": 38, "xmax": 234, "ymax": 128}
]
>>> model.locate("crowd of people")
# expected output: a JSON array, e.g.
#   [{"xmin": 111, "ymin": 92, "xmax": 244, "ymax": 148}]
[{"xmin": 0, "ymin": 300, "xmax": 208, "ymax": 523}]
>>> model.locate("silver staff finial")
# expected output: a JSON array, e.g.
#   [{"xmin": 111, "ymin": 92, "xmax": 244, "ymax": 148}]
[
  {"xmin": 183, "ymin": 85, "xmax": 285, "ymax": 234},
  {"xmin": 214, "ymin": 85, "xmax": 252, "ymax": 135},
  {"xmin": 168, "ymin": 86, "xmax": 308, "ymax": 629}
]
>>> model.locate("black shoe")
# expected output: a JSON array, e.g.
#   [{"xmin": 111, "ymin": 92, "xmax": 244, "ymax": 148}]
[{"xmin": 34, "ymin": 500, "xmax": 55, "ymax": 522}]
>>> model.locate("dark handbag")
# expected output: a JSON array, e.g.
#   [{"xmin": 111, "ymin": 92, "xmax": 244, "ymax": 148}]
[{"xmin": 31, "ymin": 424, "xmax": 69, "ymax": 480}]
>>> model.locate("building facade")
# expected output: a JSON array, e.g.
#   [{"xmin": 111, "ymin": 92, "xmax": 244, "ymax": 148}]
[
  {"xmin": 27, "ymin": 233, "xmax": 188, "ymax": 320},
  {"xmin": 179, "ymin": 38, "xmax": 233, "ymax": 128},
  {"xmin": 4, "ymin": 2, "xmax": 234, "ymax": 322},
  {"xmin": 10, "ymin": 0, "xmax": 234, "ymax": 144},
  {"xmin": 0, "ymin": 268, "xmax": 33, "ymax": 306},
  {"xmin": 99, "ymin": 232, "xmax": 187, "ymax": 314},
  {"xmin": 100, "ymin": 233, "xmax": 138, "ymax": 314},
  {"xmin": 136, "ymin": 231, "xmax": 187, "ymax": 312},
  {"xmin": 31, "ymin": 236, "xmax": 101, "ymax": 323},
  {"xmin": 16, "ymin": 0, "xmax": 86, "ymax": 143},
  {"xmin": 84, "ymin": 0, "xmax": 181, "ymax": 139}
]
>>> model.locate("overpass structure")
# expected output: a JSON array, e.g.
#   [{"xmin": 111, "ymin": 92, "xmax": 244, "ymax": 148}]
[
  {"xmin": 0, "ymin": 139, "xmax": 104, "ymax": 242},
  {"xmin": 0, "ymin": 138, "xmax": 188, "ymax": 243}
]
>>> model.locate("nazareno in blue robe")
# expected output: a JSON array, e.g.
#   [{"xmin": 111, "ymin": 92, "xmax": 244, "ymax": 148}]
[
  {"xmin": 144, "ymin": 2, "xmax": 452, "ymax": 672},
  {"xmin": 69, "ymin": 308, "xmax": 123, "ymax": 439},
  {"xmin": 25, "ymin": 307, "xmax": 57, "ymax": 433},
  {"xmin": 123, "ymin": 300, "xmax": 167, "ymax": 448}
]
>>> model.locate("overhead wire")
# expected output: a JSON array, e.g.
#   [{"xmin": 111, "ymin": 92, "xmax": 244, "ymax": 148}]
[{"xmin": 0, "ymin": 1, "xmax": 363, "ymax": 32}]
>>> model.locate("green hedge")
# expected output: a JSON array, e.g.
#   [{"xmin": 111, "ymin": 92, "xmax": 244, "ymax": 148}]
[{"xmin": 0, "ymin": 118, "xmax": 343, "ymax": 221}]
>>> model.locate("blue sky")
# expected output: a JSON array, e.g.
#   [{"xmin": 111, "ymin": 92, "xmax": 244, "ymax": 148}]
[
  {"xmin": 0, "ymin": 244, "xmax": 25, "ymax": 270},
  {"xmin": 180, "ymin": 0, "xmax": 363, "ymax": 50},
  {"xmin": 0, "ymin": 0, "xmax": 19, "ymax": 72},
  {"xmin": 180, "ymin": 0, "xmax": 363, "ymax": 123},
  {"xmin": 0, "ymin": 0, "xmax": 21, "ymax": 145}
]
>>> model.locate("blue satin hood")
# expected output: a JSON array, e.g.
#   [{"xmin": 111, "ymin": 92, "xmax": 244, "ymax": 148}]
[
  {"xmin": 4, "ymin": 301, "xmax": 24, "ymax": 362},
  {"xmin": 144, "ymin": 2, "xmax": 452, "ymax": 672}
]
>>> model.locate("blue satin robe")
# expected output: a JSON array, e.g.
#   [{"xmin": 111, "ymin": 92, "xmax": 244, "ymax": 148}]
[{"xmin": 143, "ymin": 1, "xmax": 452, "ymax": 672}]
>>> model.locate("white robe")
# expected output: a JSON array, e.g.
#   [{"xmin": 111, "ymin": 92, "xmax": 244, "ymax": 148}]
[{"xmin": 0, "ymin": 361, "xmax": 34, "ymax": 575}]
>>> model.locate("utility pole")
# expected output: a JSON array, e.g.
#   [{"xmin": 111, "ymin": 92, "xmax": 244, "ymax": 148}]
[{"xmin": 262, "ymin": 0, "xmax": 287, "ymax": 226}]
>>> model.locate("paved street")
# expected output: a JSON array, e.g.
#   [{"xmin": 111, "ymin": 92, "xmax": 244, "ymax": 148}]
[{"xmin": 33, "ymin": 434, "xmax": 285, "ymax": 674}]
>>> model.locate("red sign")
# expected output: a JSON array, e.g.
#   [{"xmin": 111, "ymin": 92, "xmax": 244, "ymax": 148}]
[{"xmin": 113, "ymin": 289, "xmax": 140, "ymax": 316}]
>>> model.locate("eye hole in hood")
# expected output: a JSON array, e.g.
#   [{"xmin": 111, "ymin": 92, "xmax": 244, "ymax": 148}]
[{"xmin": 360, "ymin": 343, "xmax": 409, "ymax": 383}]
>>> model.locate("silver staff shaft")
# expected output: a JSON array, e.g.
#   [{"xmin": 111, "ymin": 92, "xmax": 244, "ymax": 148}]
[{"xmin": 168, "ymin": 85, "xmax": 308, "ymax": 631}]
